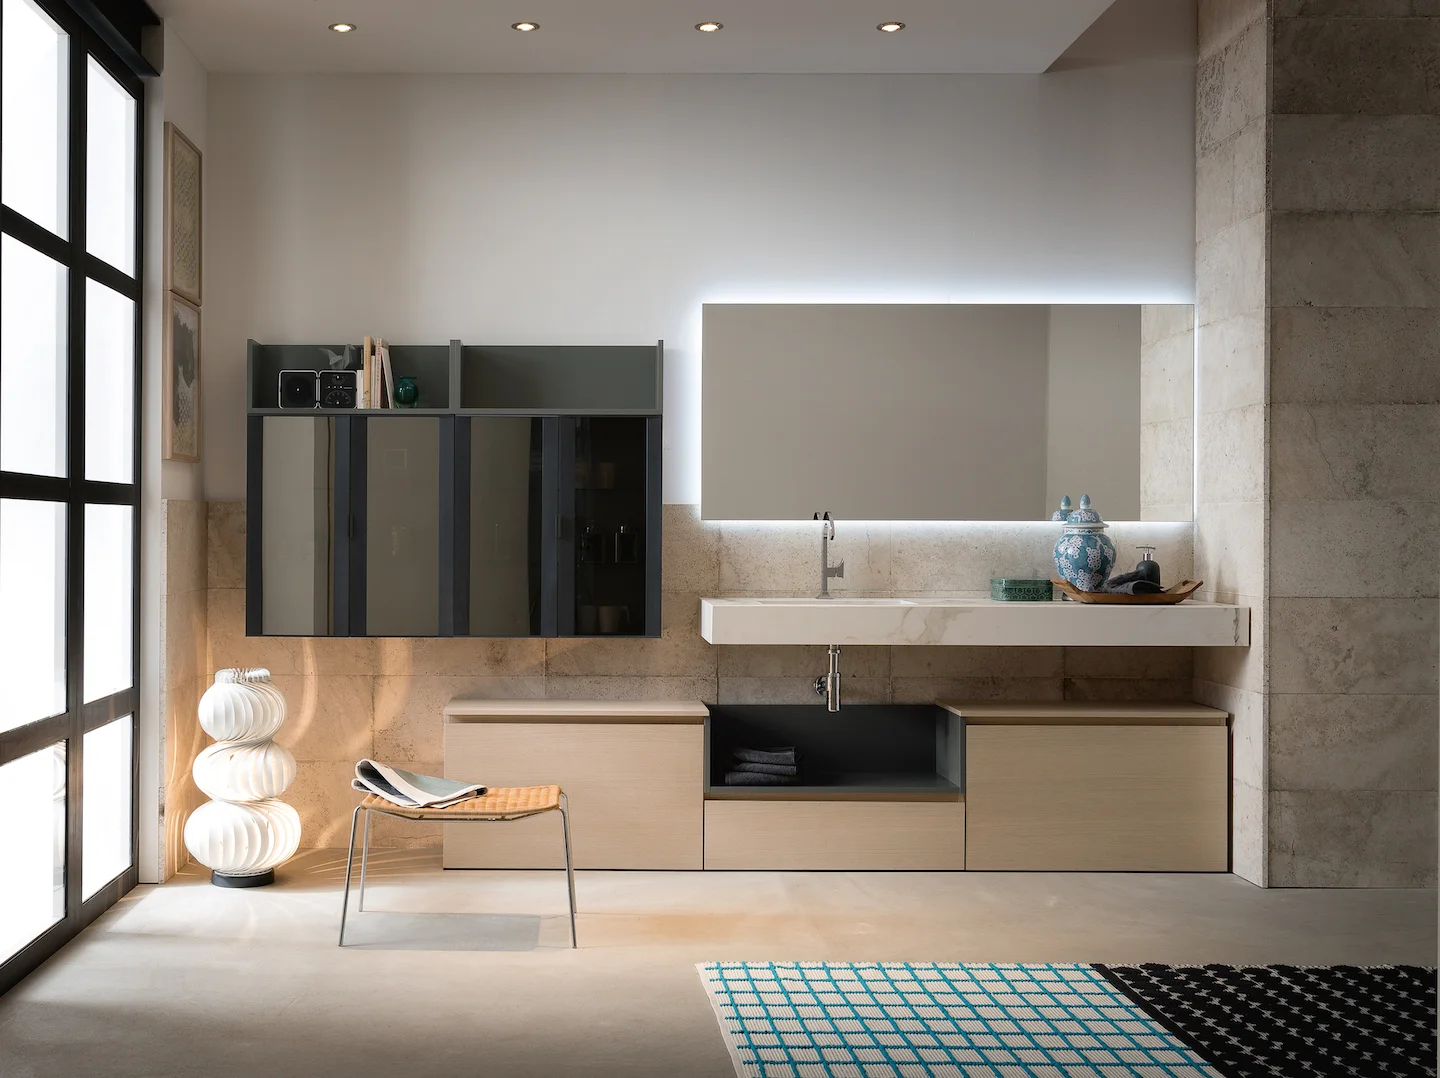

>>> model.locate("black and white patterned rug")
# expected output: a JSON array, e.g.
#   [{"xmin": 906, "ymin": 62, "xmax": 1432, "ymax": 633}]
[{"xmin": 1097, "ymin": 964, "xmax": 1436, "ymax": 1078}]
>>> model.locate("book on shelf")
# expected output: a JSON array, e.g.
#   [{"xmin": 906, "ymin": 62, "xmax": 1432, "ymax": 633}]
[
  {"xmin": 378, "ymin": 340, "xmax": 395, "ymax": 409},
  {"xmin": 371, "ymin": 337, "xmax": 380, "ymax": 409},
  {"xmin": 358, "ymin": 336, "xmax": 401, "ymax": 409},
  {"xmin": 361, "ymin": 334, "xmax": 374, "ymax": 409}
]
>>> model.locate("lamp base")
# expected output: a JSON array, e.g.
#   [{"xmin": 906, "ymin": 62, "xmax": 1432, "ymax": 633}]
[{"xmin": 211, "ymin": 869, "xmax": 275, "ymax": 888}]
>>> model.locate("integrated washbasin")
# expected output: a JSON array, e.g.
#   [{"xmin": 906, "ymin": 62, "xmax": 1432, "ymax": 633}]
[
  {"xmin": 699, "ymin": 595, "xmax": 1250, "ymax": 648},
  {"xmin": 739, "ymin": 597, "xmax": 920, "ymax": 606},
  {"xmin": 731, "ymin": 597, "xmax": 984, "ymax": 607}
]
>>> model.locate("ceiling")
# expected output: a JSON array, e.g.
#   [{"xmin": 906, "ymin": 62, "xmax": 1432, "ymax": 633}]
[{"xmin": 151, "ymin": 0, "xmax": 1121, "ymax": 75}]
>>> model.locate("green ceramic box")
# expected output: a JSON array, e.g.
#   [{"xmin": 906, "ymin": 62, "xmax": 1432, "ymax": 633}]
[{"xmin": 989, "ymin": 578, "xmax": 1054, "ymax": 602}]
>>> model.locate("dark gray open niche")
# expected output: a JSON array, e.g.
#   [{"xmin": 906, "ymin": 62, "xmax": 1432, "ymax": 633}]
[
  {"xmin": 247, "ymin": 340, "xmax": 458, "ymax": 411},
  {"xmin": 247, "ymin": 341, "xmax": 360, "ymax": 410},
  {"xmin": 460, "ymin": 344, "xmax": 662, "ymax": 413},
  {"xmin": 386, "ymin": 344, "xmax": 456, "ymax": 409},
  {"xmin": 705, "ymin": 705, "xmax": 962, "ymax": 801},
  {"xmin": 248, "ymin": 339, "xmax": 662, "ymax": 414}
]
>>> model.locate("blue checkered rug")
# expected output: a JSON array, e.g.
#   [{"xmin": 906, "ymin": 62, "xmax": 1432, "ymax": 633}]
[{"xmin": 698, "ymin": 962, "xmax": 1219, "ymax": 1077}]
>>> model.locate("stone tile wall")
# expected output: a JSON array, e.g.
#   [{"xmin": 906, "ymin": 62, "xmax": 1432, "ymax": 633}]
[
  {"xmin": 1264, "ymin": 3, "xmax": 1439, "ymax": 886},
  {"xmin": 1193, "ymin": 0, "xmax": 1270, "ymax": 885},
  {"xmin": 204, "ymin": 501, "xmax": 1196, "ymax": 850},
  {"xmin": 158, "ymin": 501, "xmax": 209, "ymax": 880},
  {"xmin": 1193, "ymin": 0, "xmax": 1438, "ymax": 887},
  {"xmin": 1140, "ymin": 303, "xmax": 1196, "ymax": 522}
]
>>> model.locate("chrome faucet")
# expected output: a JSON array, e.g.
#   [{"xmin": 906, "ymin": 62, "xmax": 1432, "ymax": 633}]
[
  {"xmin": 814, "ymin": 644, "xmax": 842, "ymax": 712},
  {"xmin": 813, "ymin": 511, "xmax": 845, "ymax": 599}
]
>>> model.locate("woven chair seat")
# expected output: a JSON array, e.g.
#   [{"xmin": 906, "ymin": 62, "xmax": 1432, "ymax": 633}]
[{"xmin": 359, "ymin": 784, "xmax": 562, "ymax": 821}]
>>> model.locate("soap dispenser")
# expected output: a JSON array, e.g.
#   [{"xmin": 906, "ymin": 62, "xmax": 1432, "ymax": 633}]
[{"xmin": 1135, "ymin": 545, "xmax": 1162, "ymax": 586}]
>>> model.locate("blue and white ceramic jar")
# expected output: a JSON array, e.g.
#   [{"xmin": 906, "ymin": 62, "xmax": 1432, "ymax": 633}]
[{"xmin": 1053, "ymin": 494, "xmax": 1117, "ymax": 592}]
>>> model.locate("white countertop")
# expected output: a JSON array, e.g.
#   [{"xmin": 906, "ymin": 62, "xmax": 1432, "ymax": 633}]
[
  {"xmin": 445, "ymin": 699, "xmax": 710, "ymax": 723},
  {"xmin": 700, "ymin": 596, "xmax": 1250, "ymax": 648},
  {"xmin": 940, "ymin": 700, "xmax": 1229, "ymax": 725}
]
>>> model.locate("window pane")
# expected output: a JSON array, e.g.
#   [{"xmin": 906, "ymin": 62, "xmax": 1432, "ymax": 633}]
[
  {"xmin": 1, "ymin": 0, "xmax": 68, "ymax": 236},
  {"xmin": 85, "ymin": 57, "xmax": 136, "ymax": 275},
  {"xmin": 0, "ymin": 499, "xmax": 66, "ymax": 732},
  {"xmin": 82, "ymin": 715, "xmax": 132, "ymax": 898},
  {"xmin": 85, "ymin": 279, "xmax": 135, "ymax": 482},
  {"xmin": 0, "ymin": 742, "xmax": 67, "ymax": 963},
  {"xmin": 83, "ymin": 503, "xmax": 132, "ymax": 702},
  {"xmin": 1, "ymin": 236, "xmax": 68, "ymax": 477}
]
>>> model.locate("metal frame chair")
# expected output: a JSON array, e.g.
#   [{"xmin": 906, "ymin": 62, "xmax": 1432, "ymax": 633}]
[{"xmin": 338, "ymin": 785, "xmax": 577, "ymax": 948}]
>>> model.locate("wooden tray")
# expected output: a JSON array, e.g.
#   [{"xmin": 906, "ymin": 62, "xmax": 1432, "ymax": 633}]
[{"xmin": 1051, "ymin": 579, "xmax": 1203, "ymax": 605}]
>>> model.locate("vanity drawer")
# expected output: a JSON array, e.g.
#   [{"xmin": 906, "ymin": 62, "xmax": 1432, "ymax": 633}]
[
  {"xmin": 703, "ymin": 799, "xmax": 965, "ymax": 870},
  {"xmin": 444, "ymin": 720, "xmax": 704, "ymax": 869},
  {"xmin": 964, "ymin": 724, "xmax": 1228, "ymax": 871}
]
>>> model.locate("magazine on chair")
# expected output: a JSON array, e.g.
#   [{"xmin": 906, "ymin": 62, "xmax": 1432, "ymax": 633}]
[{"xmin": 351, "ymin": 760, "xmax": 487, "ymax": 808}]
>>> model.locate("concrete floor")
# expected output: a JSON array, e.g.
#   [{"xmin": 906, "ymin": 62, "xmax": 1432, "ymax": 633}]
[{"xmin": 0, "ymin": 851, "xmax": 1434, "ymax": 1078}]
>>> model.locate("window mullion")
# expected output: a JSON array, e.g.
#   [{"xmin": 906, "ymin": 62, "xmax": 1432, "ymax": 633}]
[
  {"xmin": 83, "ymin": 253, "xmax": 139, "ymax": 298},
  {"xmin": 0, "ymin": 207, "xmax": 71, "ymax": 264},
  {"xmin": 61, "ymin": 22, "xmax": 88, "ymax": 928},
  {"xmin": 128, "ymin": 65, "xmax": 142, "ymax": 877}
]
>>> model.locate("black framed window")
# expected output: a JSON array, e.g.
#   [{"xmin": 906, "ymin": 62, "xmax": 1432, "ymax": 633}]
[{"xmin": 1, "ymin": 0, "xmax": 143, "ymax": 994}]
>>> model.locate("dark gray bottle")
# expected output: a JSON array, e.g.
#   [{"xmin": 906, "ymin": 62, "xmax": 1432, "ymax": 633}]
[{"xmin": 1135, "ymin": 545, "xmax": 1162, "ymax": 586}]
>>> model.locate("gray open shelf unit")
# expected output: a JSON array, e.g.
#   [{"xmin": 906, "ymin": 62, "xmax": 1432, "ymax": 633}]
[
  {"xmin": 247, "ymin": 339, "xmax": 663, "ymax": 414},
  {"xmin": 704, "ymin": 705, "xmax": 964, "ymax": 802}
]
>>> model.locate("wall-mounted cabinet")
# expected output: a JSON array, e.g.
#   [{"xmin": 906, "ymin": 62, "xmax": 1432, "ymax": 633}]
[{"xmin": 245, "ymin": 340, "xmax": 662, "ymax": 639}]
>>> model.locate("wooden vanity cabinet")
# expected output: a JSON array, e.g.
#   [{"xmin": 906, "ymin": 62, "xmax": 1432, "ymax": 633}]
[
  {"xmin": 946, "ymin": 701, "xmax": 1230, "ymax": 872},
  {"xmin": 443, "ymin": 700, "xmax": 707, "ymax": 869}
]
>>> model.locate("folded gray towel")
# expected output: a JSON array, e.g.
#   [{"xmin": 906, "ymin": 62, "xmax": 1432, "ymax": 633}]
[
  {"xmin": 723, "ymin": 771, "xmax": 797, "ymax": 786},
  {"xmin": 1104, "ymin": 580, "xmax": 1164, "ymax": 595},
  {"xmin": 733, "ymin": 746, "xmax": 797, "ymax": 766},
  {"xmin": 1100, "ymin": 570, "xmax": 1165, "ymax": 596},
  {"xmin": 732, "ymin": 761, "xmax": 798, "ymax": 777}
]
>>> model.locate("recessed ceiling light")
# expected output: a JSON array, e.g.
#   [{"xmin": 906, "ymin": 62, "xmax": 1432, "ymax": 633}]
[
  {"xmin": 877, "ymin": 21, "xmax": 906, "ymax": 32},
  {"xmin": 511, "ymin": 21, "xmax": 539, "ymax": 32},
  {"xmin": 328, "ymin": 22, "xmax": 356, "ymax": 33},
  {"xmin": 695, "ymin": 21, "xmax": 723, "ymax": 32}
]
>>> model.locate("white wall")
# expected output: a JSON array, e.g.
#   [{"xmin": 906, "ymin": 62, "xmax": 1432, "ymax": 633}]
[
  {"xmin": 140, "ymin": 24, "xmax": 208, "ymax": 882},
  {"xmin": 149, "ymin": 30, "xmax": 207, "ymax": 503},
  {"xmin": 203, "ymin": 63, "xmax": 1195, "ymax": 504}
]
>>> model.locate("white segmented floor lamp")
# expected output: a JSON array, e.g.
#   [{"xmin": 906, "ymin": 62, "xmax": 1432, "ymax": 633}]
[{"xmin": 184, "ymin": 668, "xmax": 301, "ymax": 887}]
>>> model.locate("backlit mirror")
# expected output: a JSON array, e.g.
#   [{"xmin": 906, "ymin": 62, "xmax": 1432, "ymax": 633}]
[{"xmin": 701, "ymin": 303, "xmax": 1193, "ymax": 522}]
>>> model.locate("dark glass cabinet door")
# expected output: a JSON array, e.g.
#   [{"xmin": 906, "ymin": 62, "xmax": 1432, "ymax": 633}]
[
  {"xmin": 252, "ymin": 416, "xmax": 342, "ymax": 636},
  {"xmin": 248, "ymin": 413, "xmax": 659, "ymax": 639},
  {"xmin": 361, "ymin": 417, "xmax": 444, "ymax": 637},
  {"xmin": 560, "ymin": 416, "xmax": 661, "ymax": 637},
  {"xmin": 460, "ymin": 417, "xmax": 555, "ymax": 636}
]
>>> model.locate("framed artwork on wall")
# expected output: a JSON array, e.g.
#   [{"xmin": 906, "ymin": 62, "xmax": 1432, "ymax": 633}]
[
  {"xmin": 165, "ymin": 122, "xmax": 202, "ymax": 305},
  {"xmin": 165, "ymin": 293, "xmax": 201, "ymax": 462}
]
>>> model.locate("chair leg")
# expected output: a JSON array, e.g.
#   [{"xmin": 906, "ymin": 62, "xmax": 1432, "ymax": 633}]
[
  {"xmin": 357, "ymin": 808, "xmax": 372, "ymax": 912},
  {"xmin": 559, "ymin": 793, "xmax": 577, "ymax": 948},
  {"xmin": 338, "ymin": 805, "xmax": 363, "ymax": 947}
]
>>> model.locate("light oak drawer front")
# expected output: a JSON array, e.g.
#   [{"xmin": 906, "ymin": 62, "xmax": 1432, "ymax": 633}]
[
  {"xmin": 965, "ymin": 725, "xmax": 1228, "ymax": 871},
  {"xmin": 704, "ymin": 799, "xmax": 965, "ymax": 870},
  {"xmin": 444, "ymin": 723, "xmax": 703, "ymax": 869}
]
